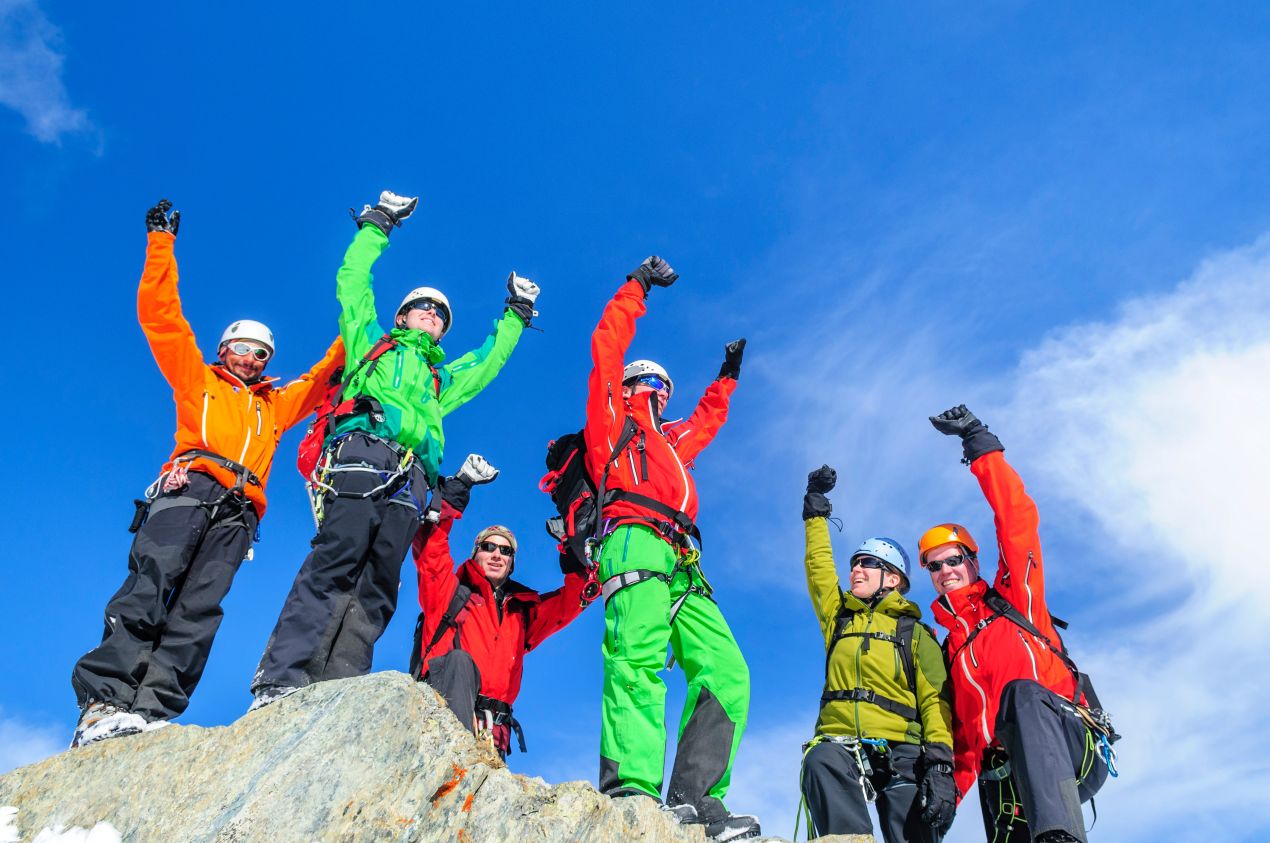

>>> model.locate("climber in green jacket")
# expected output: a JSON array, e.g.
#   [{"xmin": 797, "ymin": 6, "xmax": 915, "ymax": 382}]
[
  {"xmin": 250, "ymin": 190, "xmax": 538, "ymax": 708},
  {"xmin": 799, "ymin": 465, "xmax": 956, "ymax": 843}
]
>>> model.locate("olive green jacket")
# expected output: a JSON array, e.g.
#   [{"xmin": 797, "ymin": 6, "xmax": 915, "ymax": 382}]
[{"xmin": 805, "ymin": 517, "xmax": 953, "ymax": 749}]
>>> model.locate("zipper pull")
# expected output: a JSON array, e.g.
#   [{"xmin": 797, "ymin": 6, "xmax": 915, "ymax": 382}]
[{"xmin": 637, "ymin": 431, "xmax": 648, "ymax": 481}]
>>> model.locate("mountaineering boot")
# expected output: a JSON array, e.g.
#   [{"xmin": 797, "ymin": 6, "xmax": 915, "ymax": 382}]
[
  {"xmin": 663, "ymin": 803, "xmax": 699, "ymax": 824},
  {"xmin": 71, "ymin": 702, "xmax": 147, "ymax": 748},
  {"xmin": 704, "ymin": 812, "xmax": 761, "ymax": 841},
  {"xmin": 248, "ymin": 684, "xmax": 299, "ymax": 712}
]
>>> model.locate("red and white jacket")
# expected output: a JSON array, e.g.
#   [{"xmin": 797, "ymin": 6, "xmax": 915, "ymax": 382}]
[
  {"xmin": 583, "ymin": 279, "xmax": 734, "ymax": 540},
  {"xmin": 930, "ymin": 450, "xmax": 1080, "ymax": 801}
]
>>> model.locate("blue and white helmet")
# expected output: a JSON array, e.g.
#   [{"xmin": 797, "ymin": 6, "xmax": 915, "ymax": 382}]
[{"xmin": 850, "ymin": 537, "xmax": 912, "ymax": 593}]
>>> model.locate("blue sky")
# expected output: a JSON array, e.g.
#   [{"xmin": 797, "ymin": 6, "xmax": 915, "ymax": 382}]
[{"xmin": 3, "ymin": 2, "xmax": 1270, "ymax": 840}]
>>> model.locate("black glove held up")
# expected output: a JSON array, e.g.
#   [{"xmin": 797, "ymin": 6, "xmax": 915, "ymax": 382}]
[
  {"xmin": 802, "ymin": 464, "xmax": 837, "ymax": 520},
  {"xmin": 146, "ymin": 199, "xmax": 180, "ymax": 236},
  {"xmin": 627, "ymin": 255, "xmax": 678, "ymax": 293},
  {"xmin": 718, "ymin": 338, "xmax": 746, "ymax": 380},
  {"xmin": 930, "ymin": 404, "xmax": 1004, "ymax": 464}
]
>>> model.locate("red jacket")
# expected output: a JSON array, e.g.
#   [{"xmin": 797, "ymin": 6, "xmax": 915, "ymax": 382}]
[
  {"xmin": 138, "ymin": 231, "xmax": 344, "ymax": 517},
  {"xmin": 412, "ymin": 503, "xmax": 589, "ymax": 707},
  {"xmin": 930, "ymin": 450, "xmax": 1080, "ymax": 800},
  {"xmin": 584, "ymin": 279, "xmax": 734, "ymax": 536}
]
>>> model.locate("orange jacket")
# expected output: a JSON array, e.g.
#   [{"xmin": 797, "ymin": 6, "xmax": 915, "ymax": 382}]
[{"xmin": 137, "ymin": 231, "xmax": 344, "ymax": 517}]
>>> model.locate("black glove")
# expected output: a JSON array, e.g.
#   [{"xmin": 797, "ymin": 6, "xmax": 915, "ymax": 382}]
[
  {"xmin": 917, "ymin": 745, "xmax": 957, "ymax": 828},
  {"xmin": 627, "ymin": 255, "xmax": 679, "ymax": 293},
  {"xmin": 930, "ymin": 404, "xmax": 1004, "ymax": 465},
  {"xmin": 717, "ymin": 338, "xmax": 746, "ymax": 380},
  {"xmin": 146, "ymin": 199, "xmax": 180, "ymax": 236},
  {"xmin": 355, "ymin": 190, "xmax": 419, "ymax": 237},
  {"xmin": 802, "ymin": 464, "xmax": 836, "ymax": 520}
]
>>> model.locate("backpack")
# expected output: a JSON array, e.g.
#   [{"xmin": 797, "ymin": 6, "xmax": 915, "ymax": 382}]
[
  {"xmin": 296, "ymin": 335, "xmax": 399, "ymax": 479},
  {"xmin": 538, "ymin": 418, "xmax": 640, "ymax": 573},
  {"xmin": 946, "ymin": 587, "xmax": 1119, "ymax": 741},
  {"xmin": 819, "ymin": 606, "xmax": 936, "ymax": 726}
]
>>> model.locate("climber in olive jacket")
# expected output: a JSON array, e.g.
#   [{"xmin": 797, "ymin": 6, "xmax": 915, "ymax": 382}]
[{"xmin": 800, "ymin": 465, "xmax": 955, "ymax": 843}]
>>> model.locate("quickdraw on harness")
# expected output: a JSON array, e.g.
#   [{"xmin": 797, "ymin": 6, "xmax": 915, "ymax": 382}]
[
  {"xmin": 408, "ymin": 583, "xmax": 530, "ymax": 755},
  {"xmin": 540, "ymin": 417, "xmax": 702, "ymax": 607},
  {"xmin": 132, "ymin": 449, "xmax": 261, "ymax": 542},
  {"xmin": 945, "ymin": 585, "xmax": 1120, "ymax": 744},
  {"xmin": 793, "ymin": 734, "xmax": 892, "ymax": 841},
  {"xmin": 306, "ymin": 433, "xmax": 420, "ymax": 526}
]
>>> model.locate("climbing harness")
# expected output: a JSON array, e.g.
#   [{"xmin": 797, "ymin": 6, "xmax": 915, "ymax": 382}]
[
  {"xmin": 131, "ymin": 450, "xmax": 261, "ymax": 547},
  {"xmin": 476, "ymin": 694, "xmax": 527, "ymax": 755},
  {"xmin": 305, "ymin": 433, "xmax": 422, "ymax": 527},
  {"xmin": 793, "ymin": 735, "xmax": 892, "ymax": 841}
]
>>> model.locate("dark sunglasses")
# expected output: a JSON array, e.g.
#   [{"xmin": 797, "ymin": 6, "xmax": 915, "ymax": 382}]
[
  {"xmin": 408, "ymin": 299, "xmax": 451, "ymax": 326},
  {"xmin": 477, "ymin": 540, "xmax": 515, "ymax": 558},
  {"xmin": 226, "ymin": 341, "xmax": 270, "ymax": 361},
  {"xmin": 850, "ymin": 556, "xmax": 885, "ymax": 570},
  {"xmin": 923, "ymin": 553, "xmax": 970, "ymax": 573}
]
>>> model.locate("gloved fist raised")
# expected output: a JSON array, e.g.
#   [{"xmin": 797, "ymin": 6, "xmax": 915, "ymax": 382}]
[
  {"xmin": 930, "ymin": 404, "xmax": 1003, "ymax": 465},
  {"xmin": 803, "ymin": 464, "xmax": 836, "ymax": 520},
  {"xmin": 807, "ymin": 464, "xmax": 837, "ymax": 494},
  {"xmin": 457, "ymin": 454, "xmax": 499, "ymax": 487},
  {"xmin": 717, "ymin": 338, "xmax": 746, "ymax": 380},
  {"xmin": 356, "ymin": 190, "xmax": 419, "ymax": 237},
  {"xmin": 504, "ymin": 272, "xmax": 540, "ymax": 326},
  {"xmin": 146, "ymin": 199, "xmax": 180, "ymax": 236},
  {"xmin": 627, "ymin": 255, "xmax": 678, "ymax": 293}
]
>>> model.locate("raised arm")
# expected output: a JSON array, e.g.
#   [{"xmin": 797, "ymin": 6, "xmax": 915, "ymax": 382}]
[
  {"xmin": 273, "ymin": 337, "xmax": 346, "ymax": 431},
  {"xmin": 136, "ymin": 200, "xmax": 204, "ymax": 394},
  {"xmin": 524, "ymin": 570, "xmax": 590, "ymax": 651},
  {"xmin": 338, "ymin": 190, "xmax": 418, "ymax": 359},
  {"xmin": 584, "ymin": 256, "xmax": 678, "ymax": 471},
  {"xmin": 436, "ymin": 272, "xmax": 537, "ymax": 414},
  {"xmin": 670, "ymin": 339, "xmax": 744, "ymax": 463},
  {"xmin": 413, "ymin": 454, "xmax": 500, "ymax": 616},
  {"xmin": 802, "ymin": 465, "xmax": 843, "ymax": 643},
  {"xmin": 930, "ymin": 405, "xmax": 1055, "ymax": 636}
]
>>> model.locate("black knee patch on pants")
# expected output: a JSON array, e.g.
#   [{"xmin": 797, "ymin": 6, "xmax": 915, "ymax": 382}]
[{"xmin": 666, "ymin": 688, "xmax": 734, "ymax": 818}]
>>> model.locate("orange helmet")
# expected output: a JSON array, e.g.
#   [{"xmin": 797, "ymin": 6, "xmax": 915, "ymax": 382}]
[{"xmin": 918, "ymin": 523, "xmax": 979, "ymax": 562}]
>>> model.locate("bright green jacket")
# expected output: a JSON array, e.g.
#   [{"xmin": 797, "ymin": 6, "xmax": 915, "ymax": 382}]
[
  {"xmin": 333, "ymin": 225, "xmax": 525, "ymax": 483},
  {"xmin": 805, "ymin": 517, "xmax": 953, "ymax": 749}
]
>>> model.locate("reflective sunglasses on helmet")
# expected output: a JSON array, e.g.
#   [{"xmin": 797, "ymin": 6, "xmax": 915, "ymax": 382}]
[
  {"xmin": 630, "ymin": 374, "xmax": 670, "ymax": 393},
  {"xmin": 922, "ymin": 553, "xmax": 971, "ymax": 573},
  {"xmin": 225, "ymin": 341, "xmax": 271, "ymax": 361},
  {"xmin": 407, "ymin": 298, "xmax": 450, "ymax": 326},
  {"xmin": 476, "ymin": 540, "xmax": 515, "ymax": 558}
]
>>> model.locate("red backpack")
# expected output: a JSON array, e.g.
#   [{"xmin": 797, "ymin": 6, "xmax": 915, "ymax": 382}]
[{"xmin": 296, "ymin": 335, "xmax": 398, "ymax": 479}]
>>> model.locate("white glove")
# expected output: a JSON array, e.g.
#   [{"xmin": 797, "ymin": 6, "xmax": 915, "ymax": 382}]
[
  {"xmin": 376, "ymin": 190, "xmax": 418, "ymax": 221},
  {"xmin": 457, "ymin": 454, "xmax": 499, "ymax": 486},
  {"xmin": 506, "ymin": 272, "xmax": 540, "ymax": 305}
]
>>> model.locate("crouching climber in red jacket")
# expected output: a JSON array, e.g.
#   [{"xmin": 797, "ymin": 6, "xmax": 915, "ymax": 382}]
[
  {"xmin": 410, "ymin": 454, "xmax": 590, "ymax": 758},
  {"xmin": 921, "ymin": 405, "xmax": 1116, "ymax": 843}
]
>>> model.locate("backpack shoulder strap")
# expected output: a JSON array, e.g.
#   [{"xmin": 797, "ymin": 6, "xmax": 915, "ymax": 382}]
[
  {"xmin": 423, "ymin": 583, "xmax": 474, "ymax": 663},
  {"xmin": 823, "ymin": 595, "xmax": 857, "ymax": 677}
]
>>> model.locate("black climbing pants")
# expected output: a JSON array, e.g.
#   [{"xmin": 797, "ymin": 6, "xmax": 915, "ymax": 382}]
[
  {"xmin": 252, "ymin": 433, "xmax": 426, "ymax": 692},
  {"xmin": 801, "ymin": 739, "xmax": 947, "ymax": 843},
  {"xmin": 978, "ymin": 679, "xmax": 1109, "ymax": 843},
  {"xmin": 72, "ymin": 471, "xmax": 257, "ymax": 720},
  {"xmin": 423, "ymin": 649, "xmax": 481, "ymax": 735}
]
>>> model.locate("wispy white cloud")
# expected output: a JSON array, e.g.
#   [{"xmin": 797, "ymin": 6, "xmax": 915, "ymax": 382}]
[
  {"xmin": 0, "ymin": 0, "xmax": 93, "ymax": 144},
  {"xmin": 0, "ymin": 710, "xmax": 62, "ymax": 775}
]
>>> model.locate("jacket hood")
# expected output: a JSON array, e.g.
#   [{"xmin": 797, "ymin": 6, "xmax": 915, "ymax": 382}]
[
  {"xmin": 842, "ymin": 587, "xmax": 923, "ymax": 621},
  {"xmin": 389, "ymin": 326, "xmax": 447, "ymax": 365}
]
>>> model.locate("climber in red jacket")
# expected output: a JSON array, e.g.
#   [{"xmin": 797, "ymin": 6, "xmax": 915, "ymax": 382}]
[
  {"xmin": 410, "ymin": 454, "xmax": 589, "ymax": 758},
  {"xmin": 922, "ymin": 405, "xmax": 1113, "ymax": 843}
]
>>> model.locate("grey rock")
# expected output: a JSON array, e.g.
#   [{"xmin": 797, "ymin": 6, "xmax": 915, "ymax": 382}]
[{"xmin": 1, "ymin": 673, "xmax": 870, "ymax": 843}]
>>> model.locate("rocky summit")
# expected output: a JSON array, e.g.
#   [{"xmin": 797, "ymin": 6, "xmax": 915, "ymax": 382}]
[{"xmin": 0, "ymin": 672, "xmax": 872, "ymax": 842}]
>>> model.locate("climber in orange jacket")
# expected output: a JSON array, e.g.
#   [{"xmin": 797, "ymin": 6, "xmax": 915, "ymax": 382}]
[
  {"xmin": 922, "ymin": 405, "xmax": 1113, "ymax": 843},
  {"xmin": 71, "ymin": 199, "xmax": 343, "ymax": 749}
]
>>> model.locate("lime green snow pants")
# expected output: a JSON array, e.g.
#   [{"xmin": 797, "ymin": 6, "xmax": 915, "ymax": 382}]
[{"xmin": 598, "ymin": 524, "xmax": 750, "ymax": 814}]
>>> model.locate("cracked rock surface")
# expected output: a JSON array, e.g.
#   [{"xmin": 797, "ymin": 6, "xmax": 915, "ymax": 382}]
[{"xmin": 0, "ymin": 672, "xmax": 873, "ymax": 842}]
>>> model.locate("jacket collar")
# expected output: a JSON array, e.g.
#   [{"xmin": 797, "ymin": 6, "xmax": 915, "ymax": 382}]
[
  {"xmin": 457, "ymin": 559, "xmax": 541, "ymax": 606},
  {"xmin": 211, "ymin": 363, "xmax": 276, "ymax": 393},
  {"xmin": 389, "ymin": 327, "xmax": 446, "ymax": 365},
  {"xmin": 841, "ymin": 588, "xmax": 922, "ymax": 620},
  {"xmin": 930, "ymin": 577, "xmax": 988, "ymax": 630}
]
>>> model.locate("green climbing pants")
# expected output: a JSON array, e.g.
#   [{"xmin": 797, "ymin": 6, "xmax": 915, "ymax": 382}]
[{"xmin": 598, "ymin": 524, "xmax": 750, "ymax": 815}]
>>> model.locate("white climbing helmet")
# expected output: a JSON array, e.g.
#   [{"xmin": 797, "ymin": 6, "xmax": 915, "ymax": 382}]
[
  {"xmin": 623, "ymin": 360, "xmax": 673, "ymax": 398},
  {"xmin": 396, "ymin": 286, "xmax": 452, "ymax": 336},
  {"xmin": 218, "ymin": 320, "xmax": 275, "ymax": 356}
]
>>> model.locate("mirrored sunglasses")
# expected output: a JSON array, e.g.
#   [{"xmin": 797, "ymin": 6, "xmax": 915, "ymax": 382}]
[
  {"xmin": 635, "ymin": 374, "xmax": 669, "ymax": 392},
  {"xmin": 408, "ymin": 299, "xmax": 451, "ymax": 326},
  {"xmin": 226, "ymin": 342, "xmax": 270, "ymax": 361}
]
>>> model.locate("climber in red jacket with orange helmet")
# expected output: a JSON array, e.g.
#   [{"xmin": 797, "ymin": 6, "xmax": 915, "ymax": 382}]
[
  {"xmin": 921, "ymin": 405, "xmax": 1113, "ymax": 843},
  {"xmin": 411, "ymin": 454, "xmax": 589, "ymax": 758}
]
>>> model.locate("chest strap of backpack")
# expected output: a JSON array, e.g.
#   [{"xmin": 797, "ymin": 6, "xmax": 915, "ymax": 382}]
[
  {"xmin": 949, "ymin": 587, "xmax": 1082, "ymax": 703},
  {"xmin": 821, "ymin": 608, "xmax": 923, "ymax": 727},
  {"xmin": 603, "ymin": 489, "xmax": 703, "ymax": 549},
  {"xmin": 475, "ymin": 695, "xmax": 527, "ymax": 754},
  {"xmin": 820, "ymin": 688, "xmax": 918, "ymax": 722}
]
